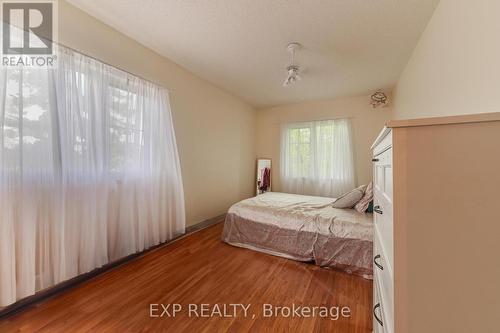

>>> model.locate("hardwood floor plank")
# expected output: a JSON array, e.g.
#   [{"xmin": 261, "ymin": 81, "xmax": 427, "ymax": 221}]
[{"xmin": 0, "ymin": 221, "xmax": 372, "ymax": 333}]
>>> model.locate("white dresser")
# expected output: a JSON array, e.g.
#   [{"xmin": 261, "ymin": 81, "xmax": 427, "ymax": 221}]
[
  {"xmin": 371, "ymin": 128, "xmax": 394, "ymax": 333},
  {"xmin": 370, "ymin": 113, "xmax": 500, "ymax": 333}
]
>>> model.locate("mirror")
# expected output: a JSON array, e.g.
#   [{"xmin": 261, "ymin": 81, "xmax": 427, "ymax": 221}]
[{"xmin": 256, "ymin": 159, "xmax": 272, "ymax": 195}]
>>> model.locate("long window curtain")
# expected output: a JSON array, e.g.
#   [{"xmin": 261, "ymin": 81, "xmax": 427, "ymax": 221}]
[
  {"xmin": 0, "ymin": 46, "xmax": 185, "ymax": 307},
  {"xmin": 280, "ymin": 118, "xmax": 356, "ymax": 197}
]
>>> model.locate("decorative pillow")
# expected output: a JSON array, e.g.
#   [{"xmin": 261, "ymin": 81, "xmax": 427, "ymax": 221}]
[
  {"xmin": 355, "ymin": 182, "xmax": 373, "ymax": 213},
  {"xmin": 332, "ymin": 185, "xmax": 367, "ymax": 209},
  {"xmin": 366, "ymin": 201, "xmax": 374, "ymax": 213}
]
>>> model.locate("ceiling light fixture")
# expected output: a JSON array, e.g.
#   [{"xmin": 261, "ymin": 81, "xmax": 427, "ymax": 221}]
[{"xmin": 283, "ymin": 42, "xmax": 302, "ymax": 87}]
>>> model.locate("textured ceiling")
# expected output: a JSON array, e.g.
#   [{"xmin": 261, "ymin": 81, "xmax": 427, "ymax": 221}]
[{"xmin": 67, "ymin": 0, "xmax": 439, "ymax": 108}]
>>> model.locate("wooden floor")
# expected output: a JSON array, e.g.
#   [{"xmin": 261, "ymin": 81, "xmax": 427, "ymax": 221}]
[{"xmin": 0, "ymin": 221, "xmax": 372, "ymax": 333}]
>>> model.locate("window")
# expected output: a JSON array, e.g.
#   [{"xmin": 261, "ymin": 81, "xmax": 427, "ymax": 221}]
[
  {"xmin": 280, "ymin": 118, "xmax": 356, "ymax": 197},
  {"xmin": 1, "ymin": 68, "xmax": 52, "ymax": 172},
  {"xmin": 0, "ymin": 45, "xmax": 186, "ymax": 307},
  {"xmin": 108, "ymin": 84, "xmax": 144, "ymax": 172},
  {"xmin": 0, "ymin": 66, "xmax": 156, "ymax": 176},
  {"xmin": 288, "ymin": 126, "xmax": 311, "ymax": 177}
]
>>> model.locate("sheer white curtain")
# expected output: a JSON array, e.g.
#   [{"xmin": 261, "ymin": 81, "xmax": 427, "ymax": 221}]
[
  {"xmin": 0, "ymin": 46, "xmax": 185, "ymax": 307},
  {"xmin": 280, "ymin": 118, "xmax": 356, "ymax": 197}
]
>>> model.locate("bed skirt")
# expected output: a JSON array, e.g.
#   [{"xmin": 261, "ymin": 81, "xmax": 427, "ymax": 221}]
[{"xmin": 222, "ymin": 212, "xmax": 373, "ymax": 279}]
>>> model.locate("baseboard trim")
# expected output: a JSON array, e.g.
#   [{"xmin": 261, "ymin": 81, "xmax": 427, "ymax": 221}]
[
  {"xmin": 0, "ymin": 214, "xmax": 226, "ymax": 319},
  {"xmin": 185, "ymin": 213, "xmax": 226, "ymax": 234}
]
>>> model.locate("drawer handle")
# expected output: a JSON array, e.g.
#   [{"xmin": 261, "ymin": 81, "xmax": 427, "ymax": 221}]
[
  {"xmin": 373, "ymin": 254, "xmax": 384, "ymax": 270},
  {"xmin": 373, "ymin": 303, "xmax": 384, "ymax": 327},
  {"xmin": 372, "ymin": 158, "xmax": 379, "ymax": 162},
  {"xmin": 373, "ymin": 205, "xmax": 383, "ymax": 215}
]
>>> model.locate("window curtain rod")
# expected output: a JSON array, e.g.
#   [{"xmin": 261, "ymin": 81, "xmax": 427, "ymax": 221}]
[
  {"xmin": 52, "ymin": 40, "xmax": 170, "ymax": 91},
  {"xmin": 281, "ymin": 116, "xmax": 354, "ymax": 125}
]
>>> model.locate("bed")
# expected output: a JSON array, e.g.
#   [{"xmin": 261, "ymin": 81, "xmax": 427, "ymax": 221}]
[{"xmin": 221, "ymin": 192, "xmax": 373, "ymax": 279}]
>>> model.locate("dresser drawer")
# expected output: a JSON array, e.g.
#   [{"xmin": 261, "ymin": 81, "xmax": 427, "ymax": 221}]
[
  {"xmin": 374, "ymin": 230, "xmax": 394, "ymax": 333},
  {"xmin": 374, "ymin": 268, "xmax": 393, "ymax": 333},
  {"xmin": 373, "ymin": 147, "xmax": 393, "ymax": 204},
  {"xmin": 374, "ymin": 228, "xmax": 393, "ymax": 280},
  {"xmin": 373, "ymin": 199, "xmax": 393, "ymax": 268},
  {"xmin": 373, "ymin": 274, "xmax": 386, "ymax": 333}
]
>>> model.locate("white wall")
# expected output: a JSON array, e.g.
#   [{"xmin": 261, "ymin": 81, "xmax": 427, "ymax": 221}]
[
  {"xmin": 58, "ymin": 1, "xmax": 256, "ymax": 226},
  {"xmin": 393, "ymin": 0, "xmax": 500, "ymax": 119},
  {"xmin": 256, "ymin": 95, "xmax": 391, "ymax": 193}
]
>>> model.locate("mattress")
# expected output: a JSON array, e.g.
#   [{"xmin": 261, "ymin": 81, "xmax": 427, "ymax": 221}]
[{"xmin": 221, "ymin": 192, "xmax": 373, "ymax": 279}]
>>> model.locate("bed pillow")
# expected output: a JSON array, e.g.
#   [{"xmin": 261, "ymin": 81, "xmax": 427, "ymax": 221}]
[
  {"xmin": 355, "ymin": 182, "xmax": 373, "ymax": 213},
  {"xmin": 332, "ymin": 185, "xmax": 367, "ymax": 209},
  {"xmin": 366, "ymin": 201, "xmax": 374, "ymax": 213}
]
